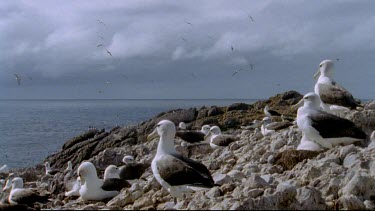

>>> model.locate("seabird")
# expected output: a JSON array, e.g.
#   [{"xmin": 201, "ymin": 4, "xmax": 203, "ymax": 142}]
[
  {"xmin": 250, "ymin": 63, "xmax": 254, "ymax": 70},
  {"xmin": 97, "ymin": 44, "xmax": 103, "ymax": 48},
  {"xmin": 44, "ymin": 162, "xmax": 60, "ymax": 176},
  {"xmin": 0, "ymin": 165, "xmax": 9, "ymax": 174},
  {"xmin": 178, "ymin": 122, "xmax": 187, "ymax": 130},
  {"xmin": 8, "ymin": 177, "xmax": 48, "ymax": 206},
  {"xmin": 231, "ymin": 45, "xmax": 234, "ymax": 52},
  {"xmin": 208, "ymin": 126, "xmax": 238, "ymax": 148},
  {"xmin": 102, "ymin": 165, "xmax": 130, "ymax": 191},
  {"xmin": 232, "ymin": 69, "xmax": 241, "ymax": 77},
  {"xmin": 264, "ymin": 105, "xmax": 281, "ymax": 117},
  {"xmin": 314, "ymin": 60, "xmax": 359, "ymax": 115},
  {"xmin": 13, "ymin": 74, "xmax": 21, "ymax": 86},
  {"xmin": 261, "ymin": 117, "xmax": 275, "ymax": 136},
  {"xmin": 119, "ymin": 156, "xmax": 148, "ymax": 180},
  {"xmin": 105, "ymin": 48, "xmax": 112, "ymax": 57},
  {"xmin": 77, "ymin": 162, "xmax": 121, "ymax": 201},
  {"xmin": 147, "ymin": 120, "xmax": 216, "ymax": 201},
  {"xmin": 65, "ymin": 161, "xmax": 72, "ymax": 173},
  {"xmin": 64, "ymin": 177, "xmax": 81, "ymax": 197},
  {"xmin": 292, "ymin": 92, "xmax": 366, "ymax": 151},
  {"xmin": 2, "ymin": 174, "xmax": 15, "ymax": 193},
  {"xmin": 261, "ymin": 117, "xmax": 293, "ymax": 136},
  {"xmin": 248, "ymin": 15, "xmax": 254, "ymax": 22},
  {"xmin": 184, "ymin": 21, "xmax": 193, "ymax": 26},
  {"xmin": 175, "ymin": 125, "xmax": 211, "ymax": 144}
]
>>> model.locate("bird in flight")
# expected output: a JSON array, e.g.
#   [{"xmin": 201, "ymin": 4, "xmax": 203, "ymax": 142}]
[
  {"xmin": 207, "ymin": 35, "xmax": 214, "ymax": 39},
  {"xmin": 248, "ymin": 15, "xmax": 254, "ymax": 22},
  {"xmin": 105, "ymin": 48, "xmax": 112, "ymax": 57},
  {"xmin": 231, "ymin": 45, "xmax": 234, "ymax": 52},
  {"xmin": 97, "ymin": 44, "xmax": 103, "ymax": 48},
  {"xmin": 232, "ymin": 69, "xmax": 241, "ymax": 77},
  {"xmin": 106, "ymin": 81, "xmax": 111, "ymax": 85},
  {"xmin": 96, "ymin": 19, "xmax": 106, "ymax": 26},
  {"xmin": 250, "ymin": 64, "xmax": 254, "ymax": 70},
  {"xmin": 14, "ymin": 74, "xmax": 21, "ymax": 85},
  {"xmin": 181, "ymin": 37, "xmax": 188, "ymax": 42},
  {"xmin": 184, "ymin": 21, "xmax": 193, "ymax": 26},
  {"xmin": 336, "ymin": 58, "xmax": 340, "ymax": 61}
]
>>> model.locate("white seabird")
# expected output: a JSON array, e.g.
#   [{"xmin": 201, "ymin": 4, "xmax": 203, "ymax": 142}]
[
  {"xmin": 261, "ymin": 117, "xmax": 275, "ymax": 136},
  {"xmin": 119, "ymin": 156, "xmax": 148, "ymax": 180},
  {"xmin": 178, "ymin": 122, "xmax": 187, "ymax": 130},
  {"xmin": 261, "ymin": 117, "xmax": 293, "ymax": 136},
  {"xmin": 175, "ymin": 125, "xmax": 211, "ymax": 144},
  {"xmin": 64, "ymin": 177, "xmax": 81, "ymax": 197},
  {"xmin": 8, "ymin": 177, "xmax": 48, "ymax": 205},
  {"xmin": 264, "ymin": 105, "xmax": 281, "ymax": 118},
  {"xmin": 44, "ymin": 162, "xmax": 61, "ymax": 176},
  {"xmin": 293, "ymin": 92, "xmax": 366, "ymax": 151},
  {"xmin": 65, "ymin": 161, "xmax": 73, "ymax": 173},
  {"xmin": 208, "ymin": 126, "xmax": 238, "ymax": 148},
  {"xmin": 0, "ymin": 165, "xmax": 9, "ymax": 174},
  {"xmin": 147, "ymin": 120, "xmax": 216, "ymax": 201},
  {"xmin": 314, "ymin": 60, "xmax": 360, "ymax": 115},
  {"xmin": 77, "ymin": 162, "xmax": 124, "ymax": 201}
]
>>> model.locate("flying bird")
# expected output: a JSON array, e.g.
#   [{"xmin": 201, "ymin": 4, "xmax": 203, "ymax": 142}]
[
  {"xmin": 14, "ymin": 74, "xmax": 21, "ymax": 86},
  {"xmin": 120, "ymin": 74, "xmax": 128, "ymax": 79},
  {"xmin": 232, "ymin": 69, "xmax": 240, "ymax": 77},
  {"xmin": 248, "ymin": 15, "xmax": 254, "ymax": 22},
  {"xmin": 250, "ymin": 64, "xmax": 254, "ymax": 70},
  {"xmin": 336, "ymin": 58, "xmax": 340, "ymax": 61},
  {"xmin": 184, "ymin": 21, "xmax": 193, "ymax": 26},
  {"xmin": 181, "ymin": 37, "xmax": 188, "ymax": 42},
  {"xmin": 105, "ymin": 49, "xmax": 112, "ymax": 57},
  {"xmin": 231, "ymin": 45, "xmax": 234, "ymax": 52},
  {"xmin": 96, "ymin": 19, "xmax": 106, "ymax": 26},
  {"xmin": 97, "ymin": 44, "xmax": 104, "ymax": 48}
]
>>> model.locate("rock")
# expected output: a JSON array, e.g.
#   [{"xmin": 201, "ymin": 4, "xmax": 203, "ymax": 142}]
[
  {"xmin": 275, "ymin": 149, "xmax": 320, "ymax": 170},
  {"xmin": 339, "ymin": 194, "xmax": 366, "ymax": 210},
  {"xmin": 229, "ymin": 198, "xmax": 254, "ymax": 210},
  {"xmin": 244, "ymin": 175, "xmax": 269, "ymax": 189},
  {"xmin": 342, "ymin": 173, "xmax": 375, "ymax": 200},
  {"xmin": 205, "ymin": 187, "xmax": 221, "ymax": 199},
  {"xmin": 207, "ymin": 106, "xmax": 222, "ymax": 117},
  {"xmin": 133, "ymin": 196, "xmax": 154, "ymax": 210},
  {"xmin": 212, "ymin": 173, "xmax": 232, "ymax": 186},
  {"xmin": 260, "ymin": 174, "xmax": 274, "ymax": 184},
  {"xmin": 276, "ymin": 181, "xmax": 297, "ymax": 200},
  {"xmin": 364, "ymin": 200, "xmax": 375, "ymax": 210},
  {"xmin": 227, "ymin": 170, "xmax": 245, "ymax": 181},
  {"xmin": 107, "ymin": 190, "xmax": 134, "ymax": 207},
  {"xmin": 220, "ymin": 183, "xmax": 236, "ymax": 194},
  {"xmin": 296, "ymin": 187, "xmax": 327, "ymax": 210},
  {"xmin": 339, "ymin": 145, "xmax": 358, "ymax": 160},
  {"xmin": 227, "ymin": 103, "xmax": 250, "ymax": 111},
  {"xmin": 342, "ymin": 153, "xmax": 361, "ymax": 169}
]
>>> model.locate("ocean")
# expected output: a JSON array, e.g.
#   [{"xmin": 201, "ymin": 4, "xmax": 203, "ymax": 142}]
[{"xmin": 0, "ymin": 99, "xmax": 257, "ymax": 168}]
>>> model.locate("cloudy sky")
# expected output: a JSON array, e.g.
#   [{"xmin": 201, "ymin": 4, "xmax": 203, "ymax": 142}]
[{"xmin": 1, "ymin": 0, "xmax": 374, "ymax": 99}]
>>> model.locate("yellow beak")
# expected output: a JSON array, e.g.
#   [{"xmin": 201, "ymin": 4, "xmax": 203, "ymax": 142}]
[
  {"xmin": 147, "ymin": 128, "xmax": 159, "ymax": 141},
  {"xmin": 291, "ymin": 98, "xmax": 304, "ymax": 110},
  {"xmin": 313, "ymin": 69, "xmax": 321, "ymax": 80}
]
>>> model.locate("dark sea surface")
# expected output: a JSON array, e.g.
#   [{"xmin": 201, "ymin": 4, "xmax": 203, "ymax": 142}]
[{"xmin": 0, "ymin": 99, "xmax": 257, "ymax": 168}]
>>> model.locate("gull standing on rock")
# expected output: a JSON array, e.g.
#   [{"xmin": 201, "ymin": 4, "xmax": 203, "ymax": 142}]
[
  {"xmin": 264, "ymin": 105, "xmax": 281, "ymax": 118},
  {"xmin": 44, "ymin": 162, "xmax": 60, "ymax": 176},
  {"xmin": 292, "ymin": 92, "xmax": 366, "ymax": 151},
  {"xmin": 119, "ymin": 156, "xmax": 148, "ymax": 180},
  {"xmin": 147, "ymin": 120, "xmax": 216, "ymax": 203},
  {"xmin": 314, "ymin": 60, "xmax": 360, "ymax": 115},
  {"xmin": 208, "ymin": 126, "xmax": 238, "ymax": 148}
]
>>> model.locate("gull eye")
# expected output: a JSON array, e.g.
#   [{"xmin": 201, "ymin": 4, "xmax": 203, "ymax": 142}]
[{"xmin": 319, "ymin": 64, "xmax": 322, "ymax": 67}]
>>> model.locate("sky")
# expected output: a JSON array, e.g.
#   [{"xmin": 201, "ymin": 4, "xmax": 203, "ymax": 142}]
[{"xmin": 0, "ymin": 0, "xmax": 374, "ymax": 99}]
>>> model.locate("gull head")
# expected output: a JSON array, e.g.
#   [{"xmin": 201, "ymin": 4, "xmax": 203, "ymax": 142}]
[
  {"xmin": 210, "ymin": 126, "xmax": 222, "ymax": 136},
  {"xmin": 11, "ymin": 177, "xmax": 24, "ymax": 190},
  {"xmin": 147, "ymin": 120, "xmax": 176, "ymax": 141},
  {"xmin": 178, "ymin": 122, "xmax": 187, "ymax": 130},
  {"xmin": 201, "ymin": 125, "xmax": 211, "ymax": 135},
  {"xmin": 314, "ymin": 60, "xmax": 334, "ymax": 80},
  {"xmin": 122, "ymin": 155, "xmax": 135, "ymax": 164},
  {"xmin": 77, "ymin": 162, "xmax": 97, "ymax": 183},
  {"xmin": 293, "ymin": 92, "xmax": 321, "ymax": 110},
  {"xmin": 104, "ymin": 165, "xmax": 120, "ymax": 179},
  {"xmin": 262, "ymin": 117, "xmax": 272, "ymax": 125}
]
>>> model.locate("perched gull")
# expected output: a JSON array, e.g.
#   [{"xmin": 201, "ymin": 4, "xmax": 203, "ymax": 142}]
[
  {"xmin": 65, "ymin": 161, "xmax": 73, "ymax": 173},
  {"xmin": 314, "ymin": 60, "xmax": 359, "ymax": 115},
  {"xmin": 208, "ymin": 126, "xmax": 238, "ymax": 148},
  {"xmin": 175, "ymin": 125, "xmax": 211, "ymax": 144},
  {"xmin": 102, "ymin": 165, "xmax": 130, "ymax": 191},
  {"xmin": 2, "ymin": 174, "xmax": 15, "ymax": 193},
  {"xmin": 77, "ymin": 162, "xmax": 121, "ymax": 201},
  {"xmin": 8, "ymin": 177, "xmax": 48, "ymax": 206},
  {"xmin": 14, "ymin": 74, "xmax": 21, "ymax": 86},
  {"xmin": 264, "ymin": 105, "xmax": 281, "ymax": 118},
  {"xmin": 147, "ymin": 120, "xmax": 216, "ymax": 202},
  {"xmin": 119, "ymin": 156, "xmax": 148, "ymax": 180},
  {"xmin": 64, "ymin": 177, "xmax": 81, "ymax": 197},
  {"xmin": 261, "ymin": 117, "xmax": 293, "ymax": 136},
  {"xmin": 178, "ymin": 122, "xmax": 187, "ymax": 130},
  {"xmin": 0, "ymin": 165, "xmax": 9, "ymax": 174},
  {"xmin": 293, "ymin": 92, "xmax": 366, "ymax": 151},
  {"xmin": 44, "ymin": 162, "xmax": 60, "ymax": 176}
]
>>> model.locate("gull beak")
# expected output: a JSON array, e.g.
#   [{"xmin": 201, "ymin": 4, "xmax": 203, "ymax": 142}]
[
  {"xmin": 147, "ymin": 128, "xmax": 159, "ymax": 141},
  {"xmin": 291, "ymin": 98, "xmax": 304, "ymax": 110},
  {"xmin": 313, "ymin": 69, "xmax": 321, "ymax": 80}
]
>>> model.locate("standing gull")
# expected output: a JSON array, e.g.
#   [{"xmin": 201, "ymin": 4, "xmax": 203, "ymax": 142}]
[
  {"xmin": 264, "ymin": 105, "xmax": 281, "ymax": 118},
  {"xmin": 44, "ymin": 162, "xmax": 60, "ymax": 176},
  {"xmin": 314, "ymin": 60, "xmax": 359, "ymax": 115},
  {"xmin": 77, "ymin": 162, "xmax": 120, "ymax": 201},
  {"xmin": 292, "ymin": 92, "xmax": 366, "ymax": 151},
  {"xmin": 147, "ymin": 120, "xmax": 216, "ymax": 202},
  {"xmin": 102, "ymin": 165, "xmax": 130, "ymax": 191},
  {"xmin": 208, "ymin": 126, "xmax": 238, "ymax": 148}
]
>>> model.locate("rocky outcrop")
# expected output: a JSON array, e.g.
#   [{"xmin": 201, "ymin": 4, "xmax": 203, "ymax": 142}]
[{"xmin": 5, "ymin": 91, "xmax": 375, "ymax": 210}]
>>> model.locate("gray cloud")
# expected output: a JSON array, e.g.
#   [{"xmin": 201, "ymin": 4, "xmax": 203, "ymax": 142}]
[{"xmin": 0, "ymin": 0, "xmax": 374, "ymax": 99}]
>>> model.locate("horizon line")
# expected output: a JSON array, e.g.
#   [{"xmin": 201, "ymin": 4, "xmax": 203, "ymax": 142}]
[{"xmin": 0, "ymin": 98, "xmax": 264, "ymax": 101}]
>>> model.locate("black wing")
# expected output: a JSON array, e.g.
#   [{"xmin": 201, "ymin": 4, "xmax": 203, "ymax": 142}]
[
  {"xmin": 266, "ymin": 121, "xmax": 292, "ymax": 131},
  {"xmin": 11, "ymin": 190, "xmax": 48, "ymax": 205},
  {"xmin": 157, "ymin": 154, "xmax": 215, "ymax": 188},
  {"xmin": 268, "ymin": 109, "xmax": 281, "ymax": 116},
  {"xmin": 119, "ymin": 163, "xmax": 148, "ymax": 180},
  {"xmin": 211, "ymin": 135, "xmax": 238, "ymax": 146},
  {"xmin": 101, "ymin": 178, "xmax": 130, "ymax": 191},
  {"xmin": 175, "ymin": 131, "xmax": 205, "ymax": 143},
  {"xmin": 318, "ymin": 82, "xmax": 358, "ymax": 109},
  {"xmin": 310, "ymin": 110, "xmax": 366, "ymax": 139}
]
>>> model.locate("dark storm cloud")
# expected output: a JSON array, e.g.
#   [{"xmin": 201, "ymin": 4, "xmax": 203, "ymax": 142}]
[{"xmin": 0, "ymin": 0, "xmax": 374, "ymax": 99}]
